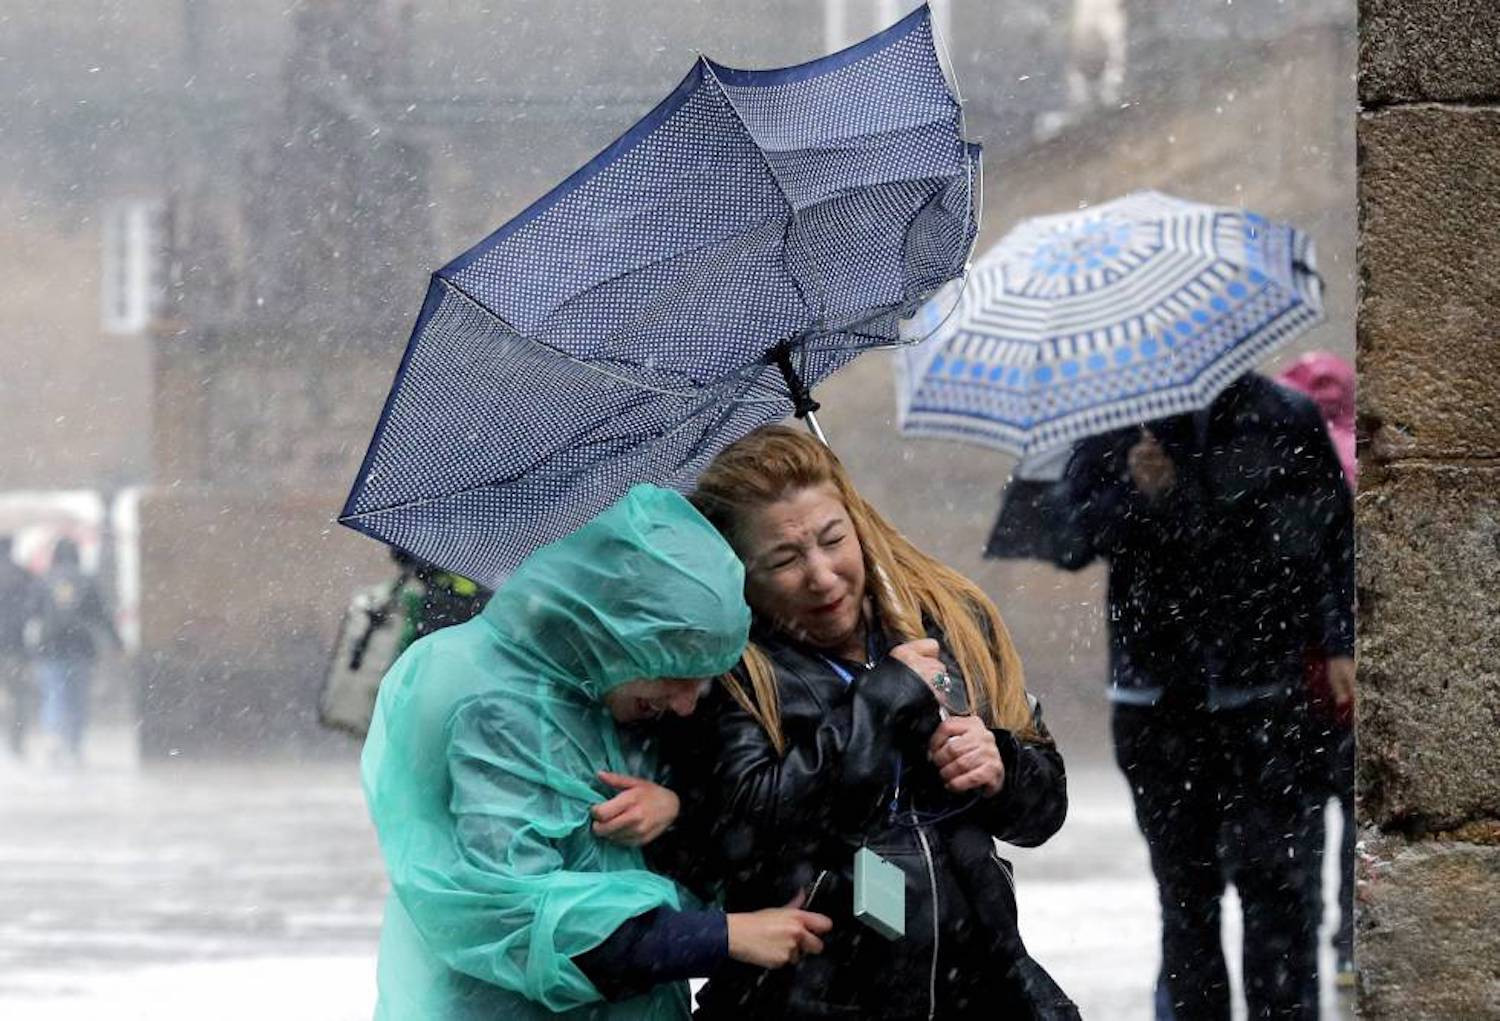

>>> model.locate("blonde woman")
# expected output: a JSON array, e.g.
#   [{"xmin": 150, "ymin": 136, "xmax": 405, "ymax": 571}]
[{"xmin": 682, "ymin": 426, "xmax": 1076, "ymax": 1020}]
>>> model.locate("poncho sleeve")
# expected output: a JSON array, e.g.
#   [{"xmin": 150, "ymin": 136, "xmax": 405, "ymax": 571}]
[{"xmin": 377, "ymin": 685, "xmax": 683, "ymax": 1014}]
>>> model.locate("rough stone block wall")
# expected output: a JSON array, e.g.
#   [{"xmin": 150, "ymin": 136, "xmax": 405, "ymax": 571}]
[{"xmin": 1357, "ymin": 2, "xmax": 1500, "ymax": 1016}]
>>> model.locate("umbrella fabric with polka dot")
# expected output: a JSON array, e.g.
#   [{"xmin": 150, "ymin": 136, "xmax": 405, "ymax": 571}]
[
  {"xmin": 340, "ymin": 4, "xmax": 978, "ymax": 587},
  {"xmin": 895, "ymin": 190, "xmax": 1324, "ymax": 458}
]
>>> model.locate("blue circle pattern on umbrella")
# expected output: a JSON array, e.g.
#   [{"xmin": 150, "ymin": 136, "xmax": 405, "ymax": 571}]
[
  {"xmin": 341, "ymin": 5, "xmax": 978, "ymax": 586},
  {"xmin": 895, "ymin": 190, "xmax": 1324, "ymax": 457}
]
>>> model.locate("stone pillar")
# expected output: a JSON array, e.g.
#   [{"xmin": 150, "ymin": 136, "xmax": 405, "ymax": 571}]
[{"xmin": 1356, "ymin": 3, "xmax": 1500, "ymax": 1016}]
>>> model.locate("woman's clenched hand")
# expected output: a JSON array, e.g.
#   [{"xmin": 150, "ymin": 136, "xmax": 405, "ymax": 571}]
[
  {"xmin": 927, "ymin": 716, "xmax": 1005, "ymax": 797},
  {"xmin": 889, "ymin": 638, "xmax": 947, "ymax": 686},
  {"xmin": 591, "ymin": 771, "xmax": 680, "ymax": 846}
]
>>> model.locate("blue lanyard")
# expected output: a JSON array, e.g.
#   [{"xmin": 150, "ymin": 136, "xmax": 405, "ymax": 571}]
[
  {"xmin": 821, "ymin": 657, "xmax": 858, "ymax": 686},
  {"xmin": 818, "ymin": 636, "xmax": 904, "ymax": 819},
  {"xmin": 816, "ymin": 628, "xmax": 880, "ymax": 685}
]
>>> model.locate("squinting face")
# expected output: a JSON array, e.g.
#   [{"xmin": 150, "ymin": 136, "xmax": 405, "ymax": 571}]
[
  {"xmin": 736, "ymin": 483, "xmax": 867, "ymax": 653},
  {"xmin": 603, "ymin": 678, "xmax": 710, "ymax": 724}
]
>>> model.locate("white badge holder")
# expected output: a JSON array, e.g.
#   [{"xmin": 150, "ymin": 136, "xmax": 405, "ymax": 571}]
[{"xmin": 853, "ymin": 846, "xmax": 906, "ymax": 940}]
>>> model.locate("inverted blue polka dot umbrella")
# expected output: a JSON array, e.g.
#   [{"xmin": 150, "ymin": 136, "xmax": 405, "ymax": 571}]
[
  {"xmin": 340, "ymin": 5, "xmax": 978, "ymax": 586},
  {"xmin": 895, "ymin": 190, "xmax": 1323, "ymax": 458}
]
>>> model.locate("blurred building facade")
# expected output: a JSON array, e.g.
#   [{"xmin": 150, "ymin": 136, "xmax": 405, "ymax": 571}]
[{"xmin": 1, "ymin": 0, "xmax": 1353, "ymax": 753}]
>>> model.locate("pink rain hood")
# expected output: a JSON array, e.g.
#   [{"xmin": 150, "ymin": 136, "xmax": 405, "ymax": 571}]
[{"xmin": 1277, "ymin": 352, "xmax": 1356, "ymax": 488}]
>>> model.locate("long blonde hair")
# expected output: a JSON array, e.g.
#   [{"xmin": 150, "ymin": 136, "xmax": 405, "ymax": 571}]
[{"xmin": 691, "ymin": 425, "xmax": 1039, "ymax": 753}]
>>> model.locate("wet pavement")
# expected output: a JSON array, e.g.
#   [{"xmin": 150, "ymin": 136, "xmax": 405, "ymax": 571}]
[
  {"xmin": 0, "ymin": 728, "xmax": 382, "ymax": 1020},
  {"xmin": 0, "ymin": 728, "xmax": 1354, "ymax": 1020}
]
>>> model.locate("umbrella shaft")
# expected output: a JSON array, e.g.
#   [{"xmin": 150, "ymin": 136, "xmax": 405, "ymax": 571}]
[
  {"xmin": 802, "ymin": 410, "xmax": 829, "ymax": 446},
  {"xmin": 771, "ymin": 342, "xmax": 827, "ymax": 446}
]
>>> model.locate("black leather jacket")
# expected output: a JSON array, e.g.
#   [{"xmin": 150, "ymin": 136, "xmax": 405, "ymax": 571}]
[{"xmin": 674, "ymin": 625, "xmax": 1075, "ymax": 1020}]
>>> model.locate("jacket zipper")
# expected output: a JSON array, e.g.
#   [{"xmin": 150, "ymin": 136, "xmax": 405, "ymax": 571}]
[
  {"xmin": 914, "ymin": 825, "xmax": 940, "ymax": 1021},
  {"xmin": 805, "ymin": 869, "xmax": 830, "ymax": 910},
  {"xmin": 991, "ymin": 849, "xmax": 1017, "ymax": 898}
]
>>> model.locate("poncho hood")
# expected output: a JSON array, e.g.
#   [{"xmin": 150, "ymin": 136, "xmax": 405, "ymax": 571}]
[{"xmin": 481, "ymin": 484, "xmax": 749, "ymax": 699}]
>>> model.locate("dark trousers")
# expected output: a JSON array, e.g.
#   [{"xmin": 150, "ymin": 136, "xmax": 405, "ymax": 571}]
[
  {"xmin": 1335, "ymin": 764, "xmax": 1355, "ymax": 959},
  {"xmin": 1115, "ymin": 698, "xmax": 1318, "ymax": 1021}
]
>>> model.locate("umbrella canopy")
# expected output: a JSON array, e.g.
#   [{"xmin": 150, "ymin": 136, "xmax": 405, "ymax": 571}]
[
  {"xmin": 895, "ymin": 190, "xmax": 1323, "ymax": 458},
  {"xmin": 341, "ymin": 4, "xmax": 978, "ymax": 586}
]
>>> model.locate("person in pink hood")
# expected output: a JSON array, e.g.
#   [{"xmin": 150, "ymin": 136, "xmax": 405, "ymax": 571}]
[
  {"xmin": 1278, "ymin": 352, "xmax": 1356, "ymax": 488},
  {"xmin": 1276, "ymin": 350, "xmax": 1357, "ymax": 984}
]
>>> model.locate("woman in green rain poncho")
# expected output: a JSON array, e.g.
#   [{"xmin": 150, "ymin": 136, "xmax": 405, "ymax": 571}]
[{"xmin": 363, "ymin": 485, "xmax": 831, "ymax": 1020}]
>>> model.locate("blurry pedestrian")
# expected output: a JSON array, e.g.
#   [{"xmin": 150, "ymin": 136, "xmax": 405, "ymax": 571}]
[
  {"xmin": 685, "ymin": 426, "xmax": 1077, "ymax": 1021},
  {"xmin": 1277, "ymin": 352, "xmax": 1358, "ymax": 983},
  {"xmin": 26, "ymin": 539, "xmax": 121, "ymax": 765},
  {"xmin": 0, "ymin": 536, "xmax": 43, "ymax": 758},
  {"xmin": 388, "ymin": 548, "xmax": 489, "ymax": 658},
  {"xmin": 1047, "ymin": 371, "xmax": 1353, "ymax": 1020},
  {"xmin": 362, "ymin": 485, "xmax": 830, "ymax": 1020}
]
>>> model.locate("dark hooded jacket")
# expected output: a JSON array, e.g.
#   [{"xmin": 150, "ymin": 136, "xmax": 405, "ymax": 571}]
[
  {"xmin": 672, "ymin": 617, "xmax": 1076, "ymax": 1021},
  {"xmin": 1047, "ymin": 373, "xmax": 1354, "ymax": 708},
  {"xmin": 30, "ymin": 555, "xmax": 118, "ymax": 663}
]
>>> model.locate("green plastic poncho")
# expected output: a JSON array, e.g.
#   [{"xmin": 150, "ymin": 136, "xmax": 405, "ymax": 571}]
[{"xmin": 361, "ymin": 485, "xmax": 750, "ymax": 1020}]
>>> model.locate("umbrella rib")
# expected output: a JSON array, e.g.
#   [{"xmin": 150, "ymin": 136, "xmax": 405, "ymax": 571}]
[
  {"xmin": 525, "ymin": 202, "xmax": 797, "ymax": 342},
  {"xmin": 698, "ymin": 60, "xmax": 831, "ymax": 324},
  {"xmin": 790, "ymin": 229, "xmax": 980, "ymax": 354},
  {"xmin": 438, "ymin": 276, "xmax": 714, "ymax": 401},
  {"xmin": 673, "ymin": 369, "xmax": 775, "ymax": 468},
  {"xmin": 658, "ymin": 368, "xmax": 760, "ymax": 450},
  {"xmin": 345, "ymin": 417, "xmax": 663, "ymax": 522},
  {"xmin": 340, "ymin": 483, "xmax": 513, "ymax": 522},
  {"xmin": 344, "ymin": 366, "xmax": 774, "ymax": 523},
  {"xmin": 442, "ymin": 257, "xmax": 794, "ymax": 404},
  {"xmin": 801, "ymin": 325, "xmax": 905, "ymax": 352},
  {"xmin": 589, "ymin": 217, "xmax": 806, "ymax": 359},
  {"xmin": 697, "ymin": 59, "xmax": 797, "ymax": 214}
]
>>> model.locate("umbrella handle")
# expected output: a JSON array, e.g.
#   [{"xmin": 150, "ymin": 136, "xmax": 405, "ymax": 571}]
[
  {"xmin": 772, "ymin": 342, "xmax": 822, "ymax": 418},
  {"xmin": 771, "ymin": 342, "xmax": 829, "ymax": 446}
]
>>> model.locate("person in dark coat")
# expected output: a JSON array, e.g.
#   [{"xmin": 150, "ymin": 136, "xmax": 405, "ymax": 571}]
[
  {"xmin": 0, "ymin": 536, "xmax": 43, "ymax": 757},
  {"xmin": 678, "ymin": 425, "xmax": 1076, "ymax": 1021},
  {"xmin": 1277, "ymin": 352, "xmax": 1358, "ymax": 983},
  {"xmin": 1046, "ymin": 371, "xmax": 1354, "ymax": 1021},
  {"xmin": 28, "ymin": 539, "xmax": 121, "ymax": 763}
]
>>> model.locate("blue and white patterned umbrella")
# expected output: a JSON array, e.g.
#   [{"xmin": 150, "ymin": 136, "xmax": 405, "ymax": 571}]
[
  {"xmin": 341, "ymin": 6, "xmax": 978, "ymax": 586},
  {"xmin": 895, "ymin": 190, "xmax": 1323, "ymax": 457}
]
